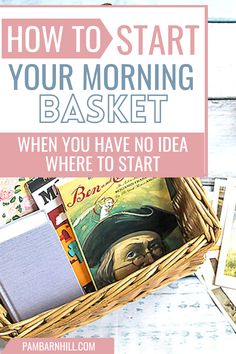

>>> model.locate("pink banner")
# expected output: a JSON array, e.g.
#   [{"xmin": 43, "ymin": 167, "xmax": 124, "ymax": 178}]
[
  {"xmin": 2, "ymin": 19, "xmax": 112, "ymax": 58},
  {"xmin": 2, "ymin": 338, "xmax": 114, "ymax": 354},
  {"xmin": 0, "ymin": 133, "xmax": 207, "ymax": 177}
]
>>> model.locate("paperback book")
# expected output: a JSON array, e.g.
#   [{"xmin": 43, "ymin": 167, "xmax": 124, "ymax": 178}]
[
  {"xmin": 26, "ymin": 178, "xmax": 94, "ymax": 292},
  {"xmin": 0, "ymin": 178, "xmax": 37, "ymax": 225},
  {"xmin": 58, "ymin": 177, "xmax": 185, "ymax": 289}
]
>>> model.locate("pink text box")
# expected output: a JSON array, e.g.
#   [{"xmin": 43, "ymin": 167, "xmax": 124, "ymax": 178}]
[
  {"xmin": 2, "ymin": 19, "xmax": 112, "ymax": 58},
  {"xmin": 0, "ymin": 133, "xmax": 207, "ymax": 177}
]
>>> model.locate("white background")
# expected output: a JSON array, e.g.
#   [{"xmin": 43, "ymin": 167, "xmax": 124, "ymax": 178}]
[{"xmin": 0, "ymin": 6, "xmax": 206, "ymax": 133}]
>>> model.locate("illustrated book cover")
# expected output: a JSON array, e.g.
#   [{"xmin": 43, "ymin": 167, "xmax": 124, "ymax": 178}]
[
  {"xmin": 58, "ymin": 177, "xmax": 185, "ymax": 289},
  {"xmin": 26, "ymin": 178, "xmax": 94, "ymax": 292},
  {"xmin": 0, "ymin": 210, "xmax": 84, "ymax": 322},
  {"xmin": 0, "ymin": 178, "xmax": 37, "ymax": 226}
]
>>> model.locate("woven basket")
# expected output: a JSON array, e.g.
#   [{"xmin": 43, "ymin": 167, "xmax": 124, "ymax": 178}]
[{"xmin": 0, "ymin": 177, "xmax": 221, "ymax": 340}]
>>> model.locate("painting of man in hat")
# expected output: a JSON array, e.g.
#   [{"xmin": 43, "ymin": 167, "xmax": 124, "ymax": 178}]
[{"xmin": 83, "ymin": 205, "xmax": 184, "ymax": 289}]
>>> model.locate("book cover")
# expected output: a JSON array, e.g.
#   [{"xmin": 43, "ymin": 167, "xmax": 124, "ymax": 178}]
[
  {"xmin": 58, "ymin": 177, "xmax": 185, "ymax": 289},
  {"xmin": 0, "ymin": 210, "xmax": 84, "ymax": 322},
  {"xmin": 26, "ymin": 178, "xmax": 94, "ymax": 292},
  {"xmin": 0, "ymin": 178, "xmax": 37, "ymax": 226}
]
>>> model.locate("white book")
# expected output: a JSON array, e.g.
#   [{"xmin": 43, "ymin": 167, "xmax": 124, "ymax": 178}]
[{"xmin": 0, "ymin": 210, "xmax": 84, "ymax": 322}]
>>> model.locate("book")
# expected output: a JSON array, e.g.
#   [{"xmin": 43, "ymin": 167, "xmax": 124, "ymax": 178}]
[
  {"xmin": 196, "ymin": 177, "xmax": 236, "ymax": 332},
  {"xmin": 196, "ymin": 258, "xmax": 236, "ymax": 332},
  {"xmin": 26, "ymin": 178, "xmax": 94, "ymax": 293},
  {"xmin": 215, "ymin": 180, "xmax": 236, "ymax": 289},
  {"xmin": 58, "ymin": 177, "xmax": 185, "ymax": 289},
  {"xmin": 206, "ymin": 178, "xmax": 228, "ymax": 260},
  {"xmin": 0, "ymin": 210, "xmax": 84, "ymax": 322},
  {"xmin": 0, "ymin": 178, "xmax": 37, "ymax": 225}
]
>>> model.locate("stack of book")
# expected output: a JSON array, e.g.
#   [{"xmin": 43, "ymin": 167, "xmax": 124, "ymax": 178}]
[
  {"xmin": 0, "ymin": 177, "xmax": 87, "ymax": 322},
  {"xmin": 197, "ymin": 178, "xmax": 236, "ymax": 332},
  {"xmin": 2, "ymin": 176, "xmax": 235, "ymax": 326}
]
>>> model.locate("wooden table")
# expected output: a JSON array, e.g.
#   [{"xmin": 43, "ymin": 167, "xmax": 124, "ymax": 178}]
[{"xmin": 1, "ymin": 276, "xmax": 236, "ymax": 353}]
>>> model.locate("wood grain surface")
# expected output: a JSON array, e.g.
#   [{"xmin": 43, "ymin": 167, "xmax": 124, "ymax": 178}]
[
  {"xmin": 209, "ymin": 100, "xmax": 236, "ymax": 177},
  {"xmin": 1, "ymin": 276, "xmax": 235, "ymax": 353},
  {"xmin": 1, "ymin": 0, "xmax": 236, "ymax": 21}
]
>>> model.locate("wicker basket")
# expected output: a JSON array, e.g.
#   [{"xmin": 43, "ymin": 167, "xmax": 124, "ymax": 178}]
[{"xmin": 0, "ymin": 177, "xmax": 221, "ymax": 340}]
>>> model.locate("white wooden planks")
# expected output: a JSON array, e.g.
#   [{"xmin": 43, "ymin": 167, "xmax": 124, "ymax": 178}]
[
  {"xmin": 209, "ymin": 24, "xmax": 236, "ymax": 98},
  {"xmin": 0, "ymin": 0, "xmax": 236, "ymax": 20},
  {"xmin": 209, "ymin": 100, "xmax": 236, "ymax": 177},
  {"xmin": 64, "ymin": 277, "xmax": 235, "ymax": 354}
]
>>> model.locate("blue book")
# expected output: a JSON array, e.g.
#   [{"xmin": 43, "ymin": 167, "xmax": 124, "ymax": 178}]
[{"xmin": 0, "ymin": 210, "xmax": 84, "ymax": 322}]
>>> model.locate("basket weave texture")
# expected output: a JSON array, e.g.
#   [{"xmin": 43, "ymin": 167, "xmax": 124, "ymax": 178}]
[{"xmin": 0, "ymin": 177, "xmax": 221, "ymax": 340}]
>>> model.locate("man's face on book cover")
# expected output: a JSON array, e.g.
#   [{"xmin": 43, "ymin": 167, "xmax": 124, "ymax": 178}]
[{"xmin": 111, "ymin": 231, "xmax": 165, "ymax": 280}]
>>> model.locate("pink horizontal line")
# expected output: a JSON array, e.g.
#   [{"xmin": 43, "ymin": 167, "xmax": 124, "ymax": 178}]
[
  {"xmin": 0, "ymin": 5, "xmax": 208, "ymax": 9},
  {"xmin": 1, "ymin": 132, "xmax": 206, "ymax": 135}
]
